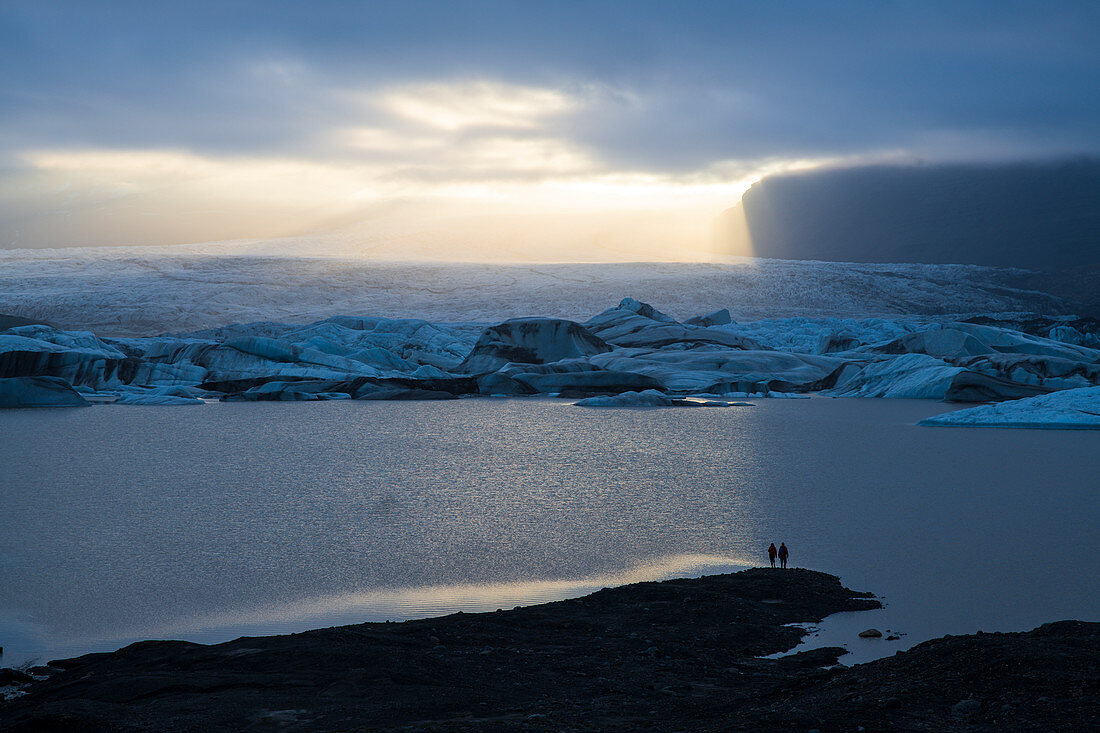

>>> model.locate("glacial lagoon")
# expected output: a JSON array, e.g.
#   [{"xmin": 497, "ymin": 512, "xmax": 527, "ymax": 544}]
[{"xmin": 1, "ymin": 397, "xmax": 1097, "ymax": 666}]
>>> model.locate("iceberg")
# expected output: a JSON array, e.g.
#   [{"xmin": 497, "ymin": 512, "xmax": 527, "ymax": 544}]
[
  {"xmin": 574, "ymin": 390, "xmax": 677, "ymax": 407},
  {"xmin": 590, "ymin": 348, "xmax": 843, "ymax": 394},
  {"xmin": 2, "ymin": 297, "xmax": 1095, "ymax": 406},
  {"xmin": 457, "ymin": 318, "xmax": 611, "ymax": 374},
  {"xmin": 502, "ymin": 359, "xmax": 663, "ymax": 396},
  {"xmin": 864, "ymin": 322, "xmax": 1100, "ymax": 362},
  {"xmin": 584, "ymin": 299, "xmax": 762, "ymax": 350},
  {"xmin": 113, "ymin": 387, "xmax": 205, "ymax": 406},
  {"xmin": 953, "ymin": 353, "xmax": 1100, "ymax": 391},
  {"xmin": 0, "ymin": 376, "xmax": 89, "ymax": 408},
  {"xmin": 919, "ymin": 387, "xmax": 1100, "ymax": 430},
  {"xmin": 573, "ymin": 389, "xmax": 742, "ymax": 407},
  {"xmin": 825, "ymin": 353, "xmax": 1051, "ymax": 401},
  {"xmin": 714, "ymin": 317, "xmax": 929, "ymax": 355}
]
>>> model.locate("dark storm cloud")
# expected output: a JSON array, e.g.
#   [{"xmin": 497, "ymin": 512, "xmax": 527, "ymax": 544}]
[{"xmin": 2, "ymin": 0, "xmax": 1099, "ymax": 167}]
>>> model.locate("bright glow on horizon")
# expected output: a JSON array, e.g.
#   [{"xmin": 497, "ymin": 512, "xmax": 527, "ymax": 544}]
[{"xmin": 6, "ymin": 79, "xmax": 845, "ymax": 259}]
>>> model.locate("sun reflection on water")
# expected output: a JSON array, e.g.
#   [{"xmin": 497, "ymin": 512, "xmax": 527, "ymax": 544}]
[{"xmin": 127, "ymin": 553, "xmax": 754, "ymax": 645}]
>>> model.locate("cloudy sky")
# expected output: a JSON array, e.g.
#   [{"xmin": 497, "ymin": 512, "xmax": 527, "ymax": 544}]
[{"xmin": 2, "ymin": 1, "xmax": 1098, "ymax": 257}]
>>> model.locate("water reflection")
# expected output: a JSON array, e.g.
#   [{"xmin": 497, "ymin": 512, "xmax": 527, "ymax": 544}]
[
  {"xmin": 1, "ymin": 398, "xmax": 1096, "ymax": 668},
  {"xmin": 7, "ymin": 554, "xmax": 751, "ymax": 666},
  {"xmin": 162, "ymin": 552, "xmax": 752, "ymax": 638}
]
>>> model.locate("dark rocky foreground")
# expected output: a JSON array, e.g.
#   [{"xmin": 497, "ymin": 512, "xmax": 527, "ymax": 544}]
[{"xmin": 1, "ymin": 569, "xmax": 1096, "ymax": 732}]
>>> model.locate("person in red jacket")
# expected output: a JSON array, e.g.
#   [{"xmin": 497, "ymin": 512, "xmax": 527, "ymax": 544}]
[
  {"xmin": 768, "ymin": 543, "xmax": 777, "ymax": 567},
  {"xmin": 778, "ymin": 542, "xmax": 789, "ymax": 568}
]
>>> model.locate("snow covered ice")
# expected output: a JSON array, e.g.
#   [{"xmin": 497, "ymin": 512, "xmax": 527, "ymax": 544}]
[
  {"xmin": 2, "ymin": 289, "xmax": 1098, "ymax": 416},
  {"xmin": 1, "ymin": 246, "xmax": 1097, "ymax": 415},
  {"xmin": 0, "ymin": 245, "xmax": 1081, "ymax": 336},
  {"xmin": 919, "ymin": 386, "xmax": 1100, "ymax": 430}
]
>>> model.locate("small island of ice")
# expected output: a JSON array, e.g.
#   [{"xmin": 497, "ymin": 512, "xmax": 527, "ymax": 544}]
[
  {"xmin": 574, "ymin": 389, "xmax": 677, "ymax": 407},
  {"xmin": 919, "ymin": 386, "xmax": 1100, "ymax": 430}
]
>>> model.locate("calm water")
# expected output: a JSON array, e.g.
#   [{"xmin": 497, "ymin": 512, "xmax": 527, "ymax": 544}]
[{"xmin": 1, "ymin": 398, "xmax": 1097, "ymax": 666}]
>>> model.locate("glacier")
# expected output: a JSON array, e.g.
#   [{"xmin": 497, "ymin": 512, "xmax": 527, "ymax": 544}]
[
  {"xmin": 0, "ymin": 247, "xmax": 1084, "ymax": 337},
  {"xmin": 2, "ymin": 296, "xmax": 1098, "ymax": 414}
]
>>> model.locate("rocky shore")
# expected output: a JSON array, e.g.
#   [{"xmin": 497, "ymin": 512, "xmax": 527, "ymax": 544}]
[{"xmin": 1, "ymin": 569, "xmax": 1096, "ymax": 732}]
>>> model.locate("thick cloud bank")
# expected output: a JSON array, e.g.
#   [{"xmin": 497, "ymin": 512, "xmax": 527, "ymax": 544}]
[{"xmin": 725, "ymin": 160, "xmax": 1100, "ymax": 271}]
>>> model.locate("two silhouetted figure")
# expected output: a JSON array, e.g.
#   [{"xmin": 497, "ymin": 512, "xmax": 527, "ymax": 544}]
[{"xmin": 768, "ymin": 542, "xmax": 789, "ymax": 568}]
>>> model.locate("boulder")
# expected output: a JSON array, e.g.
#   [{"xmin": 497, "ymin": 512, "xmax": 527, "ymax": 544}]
[
  {"xmin": 0, "ymin": 376, "xmax": 89, "ymax": 408},
  {"xmin": 858, "ymin": 628, "xmax": 883, "ymax": 638}
]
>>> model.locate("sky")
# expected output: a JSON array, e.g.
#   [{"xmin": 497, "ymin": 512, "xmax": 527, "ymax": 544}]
[{"xmin": 2, "ymin": 1, "xmax": 1098, "ymax": 259}]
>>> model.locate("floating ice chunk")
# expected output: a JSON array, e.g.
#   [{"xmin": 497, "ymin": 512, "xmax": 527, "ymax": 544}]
[
  {"xmin": 0, "ymin": 376, "xmax": 89, "ymax": 408},
  {"xmin": 110, "ymin": 385, "xmax": 204, "ymax": 405},
  {"xmin": 574, "ymin": 389, "xmax": 675, "ymax": 407},
  {"xmin": 114, "ymin": 393, "xmax": 203, "ymax": 406},
  {"xmin": 573, "ymin": 390, "xmax": 745, "ymax": 407},
  {"xmin": 919, "ymin": 386, "xmax": 1100, "ymax": 429}
]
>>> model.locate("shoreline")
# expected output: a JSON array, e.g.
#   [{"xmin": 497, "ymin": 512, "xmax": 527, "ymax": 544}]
[{"xmin": 2, "ymin": 568, "xmax": 1096, "ymax": 731}]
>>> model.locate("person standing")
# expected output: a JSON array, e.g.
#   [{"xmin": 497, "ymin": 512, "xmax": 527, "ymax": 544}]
[
  {"xmin": 768, "ymin": 543, "xmax": 777, "ymax": 568},
  {"xmin": 778, "ymin": 542, "xmax": 789, "ymax": 568}
]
